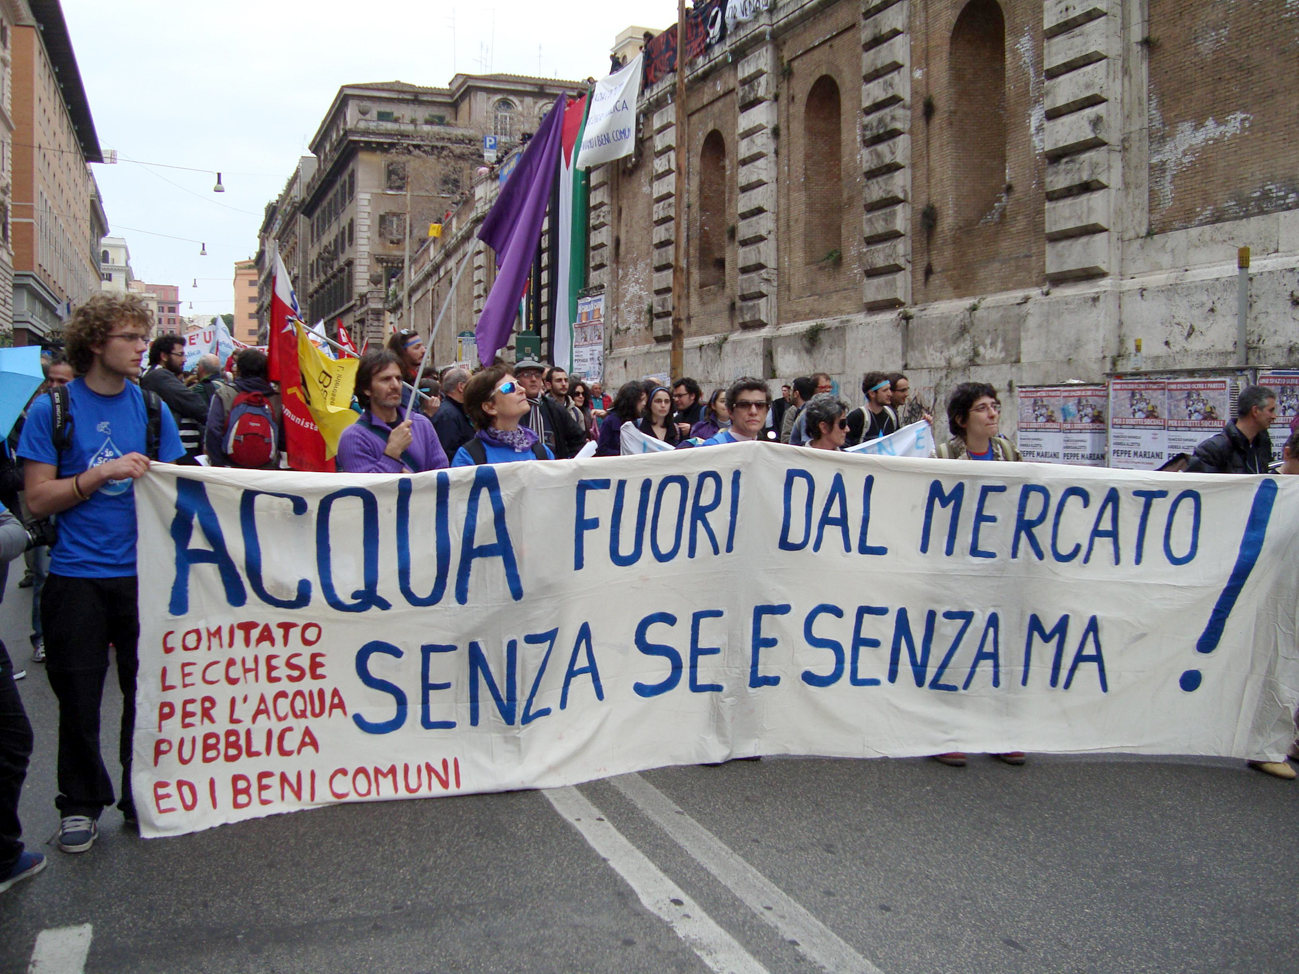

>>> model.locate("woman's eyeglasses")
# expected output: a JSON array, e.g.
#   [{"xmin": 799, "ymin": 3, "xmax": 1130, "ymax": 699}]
[
  {"xmin": 836, "ymin": 418, "xmax": 849, "ymax": 429},
  {"xmin": 495, "ymin": 380, "xmax": 518, "ymax": 396}
]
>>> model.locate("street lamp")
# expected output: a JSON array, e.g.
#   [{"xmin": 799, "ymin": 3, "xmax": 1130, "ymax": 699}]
[
  {"xmin": 200, "ymin": 243, "xmax": 207, "ymax": 256},
  {"xmin": 213, "ymin": 173, "xmax": 225, "ymax": 193}
]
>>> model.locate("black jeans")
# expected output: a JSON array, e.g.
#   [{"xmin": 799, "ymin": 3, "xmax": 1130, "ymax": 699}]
[
  {"xmin": 0, "ymin": 640, "xmax": 33, "ymax": 874},
  {"xmin": 42, "ymin": 574, "xmax": 139, "ymax": 819}
]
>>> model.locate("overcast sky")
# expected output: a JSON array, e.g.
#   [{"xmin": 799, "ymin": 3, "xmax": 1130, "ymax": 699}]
[{"xmin": 65, "ymin": 0, "xmax": 668, "ymax": 321}]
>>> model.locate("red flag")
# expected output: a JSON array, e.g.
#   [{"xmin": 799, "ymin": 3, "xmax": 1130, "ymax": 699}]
[
  {"xmin": 268, "ymin": 249, "xmax": 333, "ymax": 471},
  {"xmin": 336, "ymin": 319, "xmax": 358, "ymax": 358}
]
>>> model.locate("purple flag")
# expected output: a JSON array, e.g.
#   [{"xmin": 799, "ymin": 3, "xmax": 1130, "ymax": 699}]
[{"xmin": 475, "ymin": 94, "xmax": 566, "ymax": 366}]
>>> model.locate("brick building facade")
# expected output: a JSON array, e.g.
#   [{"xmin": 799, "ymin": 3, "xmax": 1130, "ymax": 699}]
[{"xmin": 581, "ymin": 0, "xmax": 1299, "ymax": 435}]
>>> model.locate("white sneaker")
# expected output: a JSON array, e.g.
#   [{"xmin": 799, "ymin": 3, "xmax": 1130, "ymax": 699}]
[
  {"xmin": 30, "ymin": 640, "xmax": 44, "ymax": 663},
  {"xmin": 11, "ymin": 668, "xmax": 24, "ymax": 681}
]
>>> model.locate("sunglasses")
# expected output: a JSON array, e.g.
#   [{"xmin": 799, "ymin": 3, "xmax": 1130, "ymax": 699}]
[
  {"xmin": 837, "ymin": 419, "xmax": 849, "ymax": 429},
  {"xmin": 495, "ymin": 380, "xmax": 518, "ymax": 395}
]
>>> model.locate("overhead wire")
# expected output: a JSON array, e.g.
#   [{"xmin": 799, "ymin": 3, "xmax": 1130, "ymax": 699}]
[
  {"xmin": 131, "ymin": 162, "xmax": 263, "ymax": 216},
  {"xmin": 6, "ymin": 139, "xmax": 285, "ymax": 177}
]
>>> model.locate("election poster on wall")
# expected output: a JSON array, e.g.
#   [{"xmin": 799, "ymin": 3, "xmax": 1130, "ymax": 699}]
[
  {"xmin": 1016, "ymin": 387, "xmax": 1063, "ymax": 463},
  {"xmin": 573, "ymin": 294, "xmax": 605, "ymax": 383},
  {"xmin": 1108, "ymin": 380, "xmax": 1168, "ymax": 469},
  {"xmin": 132, "ymin": 447, "xmax": 1299, "ymax": 838},
  {"xmin": 1166, "ymin": 378, "xmax": 1231, "ymax": 457},
  {"xmin": 1060, "ymin": 385, "xmax": 1108, "ymax": 466},
  {"xmin": 1258, "ymin": 370, "xmax": 1299, "ymax": 464}
]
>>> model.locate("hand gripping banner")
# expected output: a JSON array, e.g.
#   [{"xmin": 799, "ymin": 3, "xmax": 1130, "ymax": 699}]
[{"xmin": 133, "ymin": 445, "xmax": 1299, "ymax": 837}]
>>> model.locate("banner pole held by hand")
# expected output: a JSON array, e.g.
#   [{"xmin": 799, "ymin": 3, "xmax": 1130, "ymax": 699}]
[{"xmin": 405, "ymin": 249, "xmax": 475, "ymax": 424}]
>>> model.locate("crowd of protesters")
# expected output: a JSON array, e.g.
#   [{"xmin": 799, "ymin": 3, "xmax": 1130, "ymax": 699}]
[{"xmin": 1, "ymin": 288, "xmax": 1296, "ymax": 899}]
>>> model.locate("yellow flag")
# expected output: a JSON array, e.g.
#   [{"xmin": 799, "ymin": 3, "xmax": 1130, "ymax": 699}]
[{"xmin": 295, "ymin": 324, "xmax": 358, "ymax": 459}]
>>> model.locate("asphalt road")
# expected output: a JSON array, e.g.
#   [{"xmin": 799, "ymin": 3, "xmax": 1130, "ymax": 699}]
[{"xmin": 2, "ymin": 573, "xmax": 1297, "ymax": 974}]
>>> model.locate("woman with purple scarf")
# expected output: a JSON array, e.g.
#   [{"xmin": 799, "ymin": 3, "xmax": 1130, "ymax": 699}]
[{"xmin": 451, "ymin": 365, "xmax": 555, "ymax": 465}]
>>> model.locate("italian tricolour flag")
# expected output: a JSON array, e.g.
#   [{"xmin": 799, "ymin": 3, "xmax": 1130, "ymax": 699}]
[{"xmin": 553, "ymin": 93, "xmax": 590, "ymax": 373}]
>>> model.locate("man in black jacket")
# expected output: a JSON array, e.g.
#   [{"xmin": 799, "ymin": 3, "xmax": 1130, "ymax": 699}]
[
  {"xmin": 140, "ymin": 335, "xmax": 208, "ymax": 459},
  {"xmin": 1186, "ymin": 384, "xmax": 1275, "ymax": 474},
  {"xmin": 431, "ymin": 367, "xmax": 475, "ymax": 458},
  {"xmin": 514, "ymin": 359, "xmax": 585, "ymax": 459}
]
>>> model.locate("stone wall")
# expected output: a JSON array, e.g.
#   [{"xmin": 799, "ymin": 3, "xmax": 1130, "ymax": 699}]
[{"xmin": 593, "ymin": 0, "xmax": 1299, "ymax": 438}]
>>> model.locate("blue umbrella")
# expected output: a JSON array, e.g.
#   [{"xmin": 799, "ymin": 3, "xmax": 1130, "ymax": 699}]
[{"xmin": 0, "ymin": 346, "xmax": 46, "ymax": 440}]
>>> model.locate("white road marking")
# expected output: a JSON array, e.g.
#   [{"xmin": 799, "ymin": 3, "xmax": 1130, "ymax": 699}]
[
  {"xmin": 28, "ymin": 924, "xmax": 93, "ymax": 974},
  {"xmin": 544, "ymin": 786, "xmax": 771, "ymax": 974},
  {"xmin": 612, "ymin": 773, "xmax": 884, "ymax": 974}
]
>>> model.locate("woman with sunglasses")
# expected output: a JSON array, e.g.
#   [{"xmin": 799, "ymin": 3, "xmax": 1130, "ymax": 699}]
[
  {"xmin": 636, "ymin": 387, "xmax": 680, "ymax": 446},
  {"xmin": 803, "ymin": 393, "xmax": 849, "ymax": 451},
  {"xmin": 931, "ymin": 381, "xmax": 1024, "ymax": 769},
  {"xmin": 688, "ymin": 389, "xmax": 730, "ymax": 441},
  {"xmin": 595, "ymin": 381, "xmax": 648, "ymax": 456},
  {"xmin": 569, "ymin": 381, "xmax": 598, "ymax": 442},
  {"xmin": 451, "ymin": 366, "xmax": 554, "ymax": 465}
]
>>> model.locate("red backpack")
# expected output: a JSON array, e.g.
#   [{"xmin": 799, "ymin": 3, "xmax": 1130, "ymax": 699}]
[{"xmin": 223, "ymin": 391, "xmax": 278, "ymax": 467}]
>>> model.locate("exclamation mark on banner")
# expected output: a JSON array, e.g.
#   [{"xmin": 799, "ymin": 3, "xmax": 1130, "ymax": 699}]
[{"xmin": 1180, "ymin": 478, "xmax": 1278, "ymax": 692}]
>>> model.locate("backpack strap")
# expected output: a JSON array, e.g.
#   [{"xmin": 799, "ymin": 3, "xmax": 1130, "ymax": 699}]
[
  {"xmin": 142, "ymin": 390, "xmax": 162, "ymax": 461},
  {"xmin": 530, "ymin": 441, "xmax": 548, "ymax": 460},
  {"xmin": 49, "ymin": 385, "xmax": 72, "ymax": 476},
  {"xmin": 464, "ymin": 438, "xmax": 488, "ymax": 465},
  {"xmin": 356, "ymin": 413, "xmax": 417, "ymax": 471}
]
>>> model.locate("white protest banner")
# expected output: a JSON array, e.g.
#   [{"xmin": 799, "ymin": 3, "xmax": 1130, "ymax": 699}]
[
  {"xmin": 844, "ymin": 420, "xmax": 934, "ymax": 458},
  {"xmin": 1109, "ymin": 379, "xmax": 1168, "ymax": 469},
  {"xmin": 133, "ymin": 448, "xmax": 1299, "ymax": 838},
  {"xmin": 183, "ymin": 325, "xmax": 215, "ymax": 372},
  {"xmin": 184, "ymin": 318, "xmax": 235, "ymax": 372},
  {"xmin": 576, "ymin": 54, "xmax": 642, "ymax": 169},
  {"xmin": 1016, "ymin": 388, "xmax": 1063, "ymax": 463},
  {"xmin": 621, "ymin": 421, "xmax": 675, "ymax": 454}
]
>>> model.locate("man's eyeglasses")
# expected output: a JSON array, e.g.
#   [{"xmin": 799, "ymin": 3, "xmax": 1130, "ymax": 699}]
[
  {"xmin": 107, "ymin": 332, "xmax": 149, "ymax": 344},
  {"xmin": 495, "ymin": 380, "xmax": 518, "ymax": 396},
  {"xmin": 733, "ymin": 400, "xmax": 770, "ymax": 411}
]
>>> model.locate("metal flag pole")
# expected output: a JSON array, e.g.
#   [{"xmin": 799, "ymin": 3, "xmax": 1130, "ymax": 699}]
[{"xmin": 404, "ymin": 248, "xmax": 475, "ymax": 423}]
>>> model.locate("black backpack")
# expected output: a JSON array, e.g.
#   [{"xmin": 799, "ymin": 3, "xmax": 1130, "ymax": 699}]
[
  {"xmin": 49, "ymin": 384, "xmax": 163, "ymax": 473},
  {"xmin": 461, "ymin": 438, "xmax": 548, "ymax": 465}
]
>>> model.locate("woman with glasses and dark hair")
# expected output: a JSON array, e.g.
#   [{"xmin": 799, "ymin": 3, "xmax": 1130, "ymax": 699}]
[
  {"xmin": 803, "ymin": 393, "xmax": 849, "ymax": 451},
  {"xmin": 935, "ymin": 382, "xmax": 1022, "ymax": 462},
  {"xmin": 595, "ymin": 381, "xmax": 648, "ymax": 456},
  {"xmin": 569, "ymin": 380, "xmax": 598, "ymax": 442},
  {"xmin": 932, "ymin": 380, "xmax": 1024, "ymax": 769},
  {"xmin": 451, "ymin": 366, "xmax": 554, "ymax": 465}
]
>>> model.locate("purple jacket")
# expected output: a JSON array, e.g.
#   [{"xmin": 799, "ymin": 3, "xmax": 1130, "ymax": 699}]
[
  {"xmin": 336, "ymin": 410, "xmax": 449, "ymax": 473},
  {"xmin": 595, "ymin": 413, "xmax": 627, "ymax": 457}
]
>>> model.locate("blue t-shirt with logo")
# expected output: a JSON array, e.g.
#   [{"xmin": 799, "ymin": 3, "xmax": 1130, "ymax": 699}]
[{"xmin": 18, "ymin": 378, "xmax": 185, "ymax": 577}]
